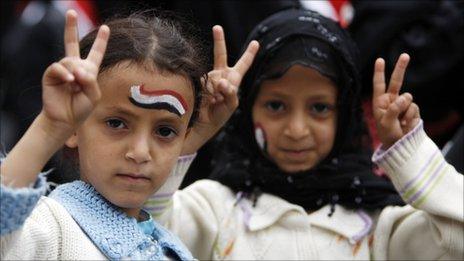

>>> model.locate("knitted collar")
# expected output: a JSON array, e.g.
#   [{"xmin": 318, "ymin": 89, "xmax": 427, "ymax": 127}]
[{"xmin": 49, "ymin": 181, "xmax": 193, "ymax": 260}]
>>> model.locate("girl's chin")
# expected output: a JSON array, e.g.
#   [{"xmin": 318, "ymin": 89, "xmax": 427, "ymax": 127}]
[
  {"xmin": 279, "ymin": 164, "xmax": 314, "ymax": 174},
  {"xmin": 111, "ymin": 197, "xmax": 146, "ymax": 212}
]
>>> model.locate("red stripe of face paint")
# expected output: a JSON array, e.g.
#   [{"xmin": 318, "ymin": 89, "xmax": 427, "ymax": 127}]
[{"xmin": 139, "ymin": 84, "xmax": 189, "ymax": 111}]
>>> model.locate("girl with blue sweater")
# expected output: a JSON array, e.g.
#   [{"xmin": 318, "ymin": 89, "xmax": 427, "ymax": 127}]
[{"xmin": 0, "ymin": 9, "xmax": 258, "ymax": 260}]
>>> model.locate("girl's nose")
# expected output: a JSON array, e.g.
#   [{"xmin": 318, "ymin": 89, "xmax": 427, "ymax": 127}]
[
  {"xmin": 283, "ymin": 114, "xmax": 310, "ymax": 140},
  {"xmin": 125, "ymin": 135, "xmax": 152, "ymax": 164}
]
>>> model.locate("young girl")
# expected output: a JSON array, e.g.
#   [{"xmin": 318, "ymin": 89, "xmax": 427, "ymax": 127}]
[
  {"xmin": 145, "ymin": 9, "xmax": 463, "ymax": 260},
  {"xmin": 0, "ymin": 9, "xmax": 258, "ymax": 260}
]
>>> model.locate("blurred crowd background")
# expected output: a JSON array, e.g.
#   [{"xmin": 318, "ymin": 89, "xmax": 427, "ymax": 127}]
[{"xmin": 1, "ymin": 0, "xmax": 463, "ymax": 187}]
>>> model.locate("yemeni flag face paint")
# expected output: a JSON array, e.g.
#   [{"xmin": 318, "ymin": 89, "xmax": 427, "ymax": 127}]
[
  {"xmin": 254, "ymin": 123, "xmax": 267, "ymax": 152},
  {"xmin": 128, "ymin": 84, "xmax": 188, "ymax": 116}
]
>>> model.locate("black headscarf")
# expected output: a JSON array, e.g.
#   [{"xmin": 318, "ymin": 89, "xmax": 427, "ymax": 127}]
[{"xmin": 209, "ymin": 8, "xmax": 404, "ymax": 214}]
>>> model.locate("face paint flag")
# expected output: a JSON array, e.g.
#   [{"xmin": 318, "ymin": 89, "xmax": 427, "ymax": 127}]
[
  {"xmin": 129, "ymin": 84, "xmax": 188, "ymax": 116},
  {"xmin": 254, "ymin": 124, "xmax": 267, "ymax": 151}
]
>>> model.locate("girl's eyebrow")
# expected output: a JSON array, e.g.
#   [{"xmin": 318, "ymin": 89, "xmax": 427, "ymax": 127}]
[
  {"xmin": 261, "ymin": 91, "xmax": 333, "ymax": 100},
  {"xmin": 103, "ymin": 106, "xmax": 184, "ymax": 125},
  {"xmin": 104, "ymin": 106, "xmax": 139, "ymax": 119},
  {"xmin": 260, "ymin": 90, "xmax": 290, "ymax": 99}
]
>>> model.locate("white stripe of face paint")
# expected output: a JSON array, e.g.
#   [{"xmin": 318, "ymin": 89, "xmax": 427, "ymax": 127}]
[
  {"xmin": 255, "ymin": 126, "xmax": 266, "ymax": 150},
  {"xmin": 130, "ymin": 85, "xmax": 186, "ymax": 115}
]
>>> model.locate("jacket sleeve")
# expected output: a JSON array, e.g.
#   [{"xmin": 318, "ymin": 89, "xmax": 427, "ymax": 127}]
[
  {"xmin": 371, "ymin": 121, "xmax": 464, "ymax": 260},
  {"xmin": 144, "ymin": 153, "xmax": 196, "ymax": 218},
  {"xmin": 0, "ymin": 165, "xmax": 61, "ymax": 260},
  {"xmin": 157, "ymin": 180, "xmax": 237, "ymax": 260},
  {"xmin": 145, "ymin": 154, "xmax": 237, "ymax": 259}
]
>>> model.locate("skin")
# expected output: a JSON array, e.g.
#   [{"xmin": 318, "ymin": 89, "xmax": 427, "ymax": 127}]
[
  {"xmin": 65, "ymin": 62, "xmax": 194, "ymax": 218},
  {"xmin": 252, "ymin": 65, "xmax": 338, "ymax": 173}
]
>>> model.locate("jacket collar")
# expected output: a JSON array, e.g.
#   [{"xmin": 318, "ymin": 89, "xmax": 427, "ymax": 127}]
[
  {"xmin": 244, "ymin": 192, "xmax": 372, "ymax": 243},
  {"xmin": 49, "ymin": 181, "xmax": 193, "ymax": 260}
]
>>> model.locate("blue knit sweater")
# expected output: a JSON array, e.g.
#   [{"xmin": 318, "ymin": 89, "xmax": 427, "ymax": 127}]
[{"xmin": 0, "ymin": 176, "xmax": 194, "ymax": 260}]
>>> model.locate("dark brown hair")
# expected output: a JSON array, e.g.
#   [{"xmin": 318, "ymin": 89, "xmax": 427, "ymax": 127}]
[{"xmin": 80, "ymin": 10, "xmax": 208, "ymax": 127}]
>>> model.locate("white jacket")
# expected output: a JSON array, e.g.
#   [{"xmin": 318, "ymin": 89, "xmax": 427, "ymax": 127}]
[
  {"xmin": 148, "ymin": 122, "xmax": 464, "ymax": 260},
  {"xmin": 1, "ymin": 196, "xmax": 106, "ymax": 260}
]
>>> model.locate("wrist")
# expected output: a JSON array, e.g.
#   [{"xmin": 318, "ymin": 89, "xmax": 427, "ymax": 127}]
[
  {"xmin": 35, "ymin": 112, "xmax": 75, "ymax": 146},
  {"xmin": 181, "ymin": 137, "xmax": 201, "ymax": 155},
  {"xmin": 181, "ymin": 127, "xmax": 218, "ymax": 155},
  {"xmin": 0, "ymin": 113, "xmax": 76, "ymax": 187}
]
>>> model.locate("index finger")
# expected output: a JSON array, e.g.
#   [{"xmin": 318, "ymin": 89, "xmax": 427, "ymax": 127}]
[
  {"xmin": 86, "ymin": 25, "xmax": 110, "ymax": 68},
  {"xmin": 213, "ymin": 25, "xmax": 227, "ymax": 69},
  {"xmin": 387, "ymin": 53, "xmax": 410, "ymax": 95},
  {"xmin": 233, "ymin": 40, "xmax": 259, "ymax": 76},
  {"xmin": 373, "ymin": 58, "xmax": 386, "ymax": 100},
  {"xmin": 64, "ymin": 10, "xmax": 80, "ymax": 57}
]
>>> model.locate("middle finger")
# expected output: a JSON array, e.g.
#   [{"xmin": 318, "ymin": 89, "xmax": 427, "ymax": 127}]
[{"xmin": 388, "ymin": 53, "xmax": 410, "ymax": 95}]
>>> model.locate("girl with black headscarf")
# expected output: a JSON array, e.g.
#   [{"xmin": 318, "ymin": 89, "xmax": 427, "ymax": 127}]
[{"xmin": 145, "ymin": 8, "xmax": 463, "ymax": 260}]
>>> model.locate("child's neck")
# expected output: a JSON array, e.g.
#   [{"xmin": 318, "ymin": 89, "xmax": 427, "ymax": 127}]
[{"xmin": 122, "ymin": 207, "xmax": 145, "ymax": 221}]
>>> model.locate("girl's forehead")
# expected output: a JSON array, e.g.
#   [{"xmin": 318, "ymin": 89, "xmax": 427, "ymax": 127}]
[
  {"xmin": 99, "ymin": 64, "xmax": 194, "ymax": 108},
  {"xmin": 257, "ymin": 65, "xmax": 338, "ymax": 98}
]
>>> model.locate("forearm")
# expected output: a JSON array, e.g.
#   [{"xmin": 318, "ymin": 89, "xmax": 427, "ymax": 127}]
[{"xmin": 1, "ymin": 113, "xmax": 73, "ymax": 187}]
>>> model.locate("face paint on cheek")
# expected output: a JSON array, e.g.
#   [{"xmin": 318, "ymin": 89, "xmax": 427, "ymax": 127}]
[
  {"xmin": 254, "ymin": 123, "xmax": 267, "ymax": 152},
  {"xmin": 128, "ymin": 84, "xmax": 188, "ymax": 116}
]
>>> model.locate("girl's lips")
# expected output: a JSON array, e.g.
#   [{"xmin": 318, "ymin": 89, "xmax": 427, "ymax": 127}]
[
  {"xmin": 280, "ymin": 148, "xmax": 312, "ymax": 161},
  {"xmin": 281, "ymin": 148, "xmax": 311, "ymax": 153},
  {"xmin": 116, "ymin": 173, "xmax": 151, "ymax": 182}
]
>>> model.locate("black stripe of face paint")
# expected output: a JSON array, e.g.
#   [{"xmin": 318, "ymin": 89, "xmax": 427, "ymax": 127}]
[{"xmin": 129, "ymin": 97, "xmax": 182, "ymax": 116}]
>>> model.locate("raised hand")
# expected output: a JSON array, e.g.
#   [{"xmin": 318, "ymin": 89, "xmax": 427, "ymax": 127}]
[
  {"xmin": 372, "ymin": 53, "xmax": 421, "ymax": 148},
  {"xmin": 41, "ymin": 10, "xmax": 109, "ymax": 134},
  {"xmin": 182, "ymin": 25, "xmax": 259, "ymax": 155},
  {"xmin": 0, "ymin": 10, "xmax": 110, "ymax": 187}
]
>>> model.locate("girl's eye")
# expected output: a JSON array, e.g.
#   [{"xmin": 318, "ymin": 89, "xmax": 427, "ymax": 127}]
[
  {"xmin": 310, "ymin": 103, "xmax": 333, "ymax": 114},
  {"xmin": 265, "ymin": 101, "xmax": 285, "ymax": 112},
  {"xmin": 106, "ymin": 118, "xmax": 127, "ymax": 129},
  {"xmin": 156, "ymin": 126, "xmax": 178, "ymax": 139}
]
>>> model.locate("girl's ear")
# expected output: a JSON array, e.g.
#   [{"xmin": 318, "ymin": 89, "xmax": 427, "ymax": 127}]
[{"xmin": 65, "ymin": 133, "xmax": 78, "ymax": 148}]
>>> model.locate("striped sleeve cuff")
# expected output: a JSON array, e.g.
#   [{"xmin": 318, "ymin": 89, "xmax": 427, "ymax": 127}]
[
  {"xmin": 372, "ymin": 121, "xmax": 460, "ymax": 209},
  {"xmin": 372, "ymin": 120, "xmax": 426, "ymax": 173},
  {"xmin": 144, "ymin": 153, "xmax": 196, "ymax": 217}
]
